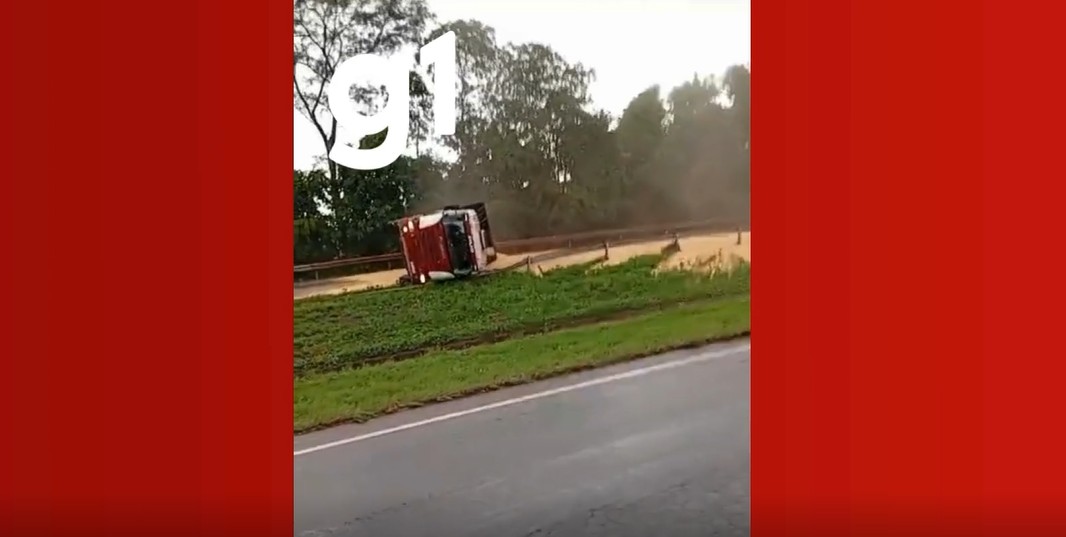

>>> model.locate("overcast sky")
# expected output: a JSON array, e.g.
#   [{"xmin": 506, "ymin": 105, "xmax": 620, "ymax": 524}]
[{"xmin": 294, "ymin": 0, "xmax": 750, "ymax": 170}]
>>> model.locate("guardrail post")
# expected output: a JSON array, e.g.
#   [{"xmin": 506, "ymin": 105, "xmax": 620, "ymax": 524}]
[{"xmin": 603, "ymin": 241, "xmax": 610, "ymax": 260}]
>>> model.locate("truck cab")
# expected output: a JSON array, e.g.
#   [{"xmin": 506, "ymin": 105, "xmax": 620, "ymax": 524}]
[{"xmin": 397, "ymin": 203, "xmax": 497, "ymax": 285}]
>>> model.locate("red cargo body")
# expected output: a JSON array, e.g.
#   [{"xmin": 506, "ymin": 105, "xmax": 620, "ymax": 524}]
[{"xmin": 397, "ymin": 203, "xmax": 497, "ymax": 284}]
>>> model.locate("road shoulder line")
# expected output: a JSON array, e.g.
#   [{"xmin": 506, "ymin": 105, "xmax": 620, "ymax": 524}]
[{"xmin": 294, "ymin": 341, "xmax": 750, "ymax": 457}]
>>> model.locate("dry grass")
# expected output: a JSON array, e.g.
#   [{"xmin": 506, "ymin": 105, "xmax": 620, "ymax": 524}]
[
  {"xmin": 660, "ymin": 232, "xmax": 751, "ymax": 273},
  {"xmin": 535, "ymin": 231, "xmax": 750, "ymax": 274}
]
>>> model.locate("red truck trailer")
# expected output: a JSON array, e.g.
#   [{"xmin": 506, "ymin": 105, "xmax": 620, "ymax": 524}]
[{"xmin": 396, "ymin": 202, "xmax": 497, "ymax": 285}]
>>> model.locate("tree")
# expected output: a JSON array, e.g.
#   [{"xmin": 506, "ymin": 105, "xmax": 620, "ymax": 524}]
[
  {"xmin": 722, "ymin": 65, "xmax": 751, "ymax": 222},
  {"xmin": 409, "ymin": 28, "xmax": 605, "ymax": 237},
  {"xmin": 649, "ymin": 69, "xmax": 750, "ymax": 224},
  {"xmin": 614, "ymin": 86, "xmax": 667, "ymax": 220},
  {"xmin": 547, "ymin": 109, "xmax": 624, "ymax": 231},
  {"xmin": 474, "ymin": 43, "xmax": 599, "ymax": 236},
  {"xmin": 328, "ymin": 130, "xmax": 422, "ymax": 256},
  {"xmin": 427, "ymin": 20, "xmax": 502, "ymax": 156},
  {"xmin": 723, "ymin": 64, "xmax": 750, "ymax": 148},
  {"xmin": 293, "ymin": 170, "xmax": 332, "ymax": 263},
  {"xmin": 657, "ymin": 76, "xmax": 734, "ymax": 221},
  {"xmin": 293, "ymin": 0, "xmax": 432, "ymax": 255}
]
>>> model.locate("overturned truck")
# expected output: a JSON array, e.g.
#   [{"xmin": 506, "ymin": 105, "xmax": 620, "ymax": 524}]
[{"xmin": 395, "ymin": 203, "xmax": 498, "ymax": 285}]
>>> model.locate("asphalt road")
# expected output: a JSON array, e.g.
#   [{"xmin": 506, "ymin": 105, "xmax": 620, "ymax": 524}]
[{"xmin": 294, "ymin": 340, "xmax": 750, "ymax": 537}]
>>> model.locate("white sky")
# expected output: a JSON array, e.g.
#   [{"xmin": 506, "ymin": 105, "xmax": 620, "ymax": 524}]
[{"xmin": 294, "ymin": 0, "xmax": 750, "ymax": 170}]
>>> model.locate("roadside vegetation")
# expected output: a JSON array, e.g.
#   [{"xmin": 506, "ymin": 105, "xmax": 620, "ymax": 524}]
[
  {"xmin": 294, "ymin": 254, "xmax": 750, "ymax": 376},
  {"xmin": 294, "ymin": 295, "xmax": 750, "ymax": 432}
]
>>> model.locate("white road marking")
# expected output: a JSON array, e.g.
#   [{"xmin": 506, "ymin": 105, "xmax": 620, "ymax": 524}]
[{"xmin": 294, "ymin": 342, "xmax": 750, "ymax": 457}]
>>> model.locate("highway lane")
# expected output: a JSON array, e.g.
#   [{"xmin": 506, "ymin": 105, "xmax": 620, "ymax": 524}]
[{"xmin": 294, "ymin": 340, "xmax": 750, "ymax": 537}]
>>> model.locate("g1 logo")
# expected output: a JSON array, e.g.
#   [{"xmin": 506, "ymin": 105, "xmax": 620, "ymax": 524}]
[{"xmin": 327, "ymin": 31, "xmax": 456, "ymax": 170}]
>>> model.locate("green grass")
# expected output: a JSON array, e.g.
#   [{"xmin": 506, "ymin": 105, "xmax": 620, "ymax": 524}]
[
  {"xmin": 294, "ymin": 295, "xmax": 750, "ymax": 433},
  {"xmin": 294, "ymin": 254, "xmax": 750, "ymax": 376}
]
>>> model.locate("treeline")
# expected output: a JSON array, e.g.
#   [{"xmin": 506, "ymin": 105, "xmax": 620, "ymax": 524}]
[{"xmin": 294, "ymin": 1, "xmax": 749, "ymax": 264}]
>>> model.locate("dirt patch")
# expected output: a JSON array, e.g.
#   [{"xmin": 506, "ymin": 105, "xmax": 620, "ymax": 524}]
[{"xmin": 294, "ymin": 269, "xmax": 408, "ymax": 299}]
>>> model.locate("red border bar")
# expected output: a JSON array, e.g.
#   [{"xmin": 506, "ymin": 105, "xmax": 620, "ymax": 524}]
[
  {"xmin": 1, "ymin": 2, "xmax": 292, "ymax": 536},
  {"xmin": 755, "ymin": 1, "xmax": 1066, "ymax": 535}
]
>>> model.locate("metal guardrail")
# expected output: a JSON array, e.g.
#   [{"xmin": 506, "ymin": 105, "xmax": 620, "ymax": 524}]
[
  {"xmin": 294, "ymin": 218, "xmax": 744, "ymax": 275},
  {"xmin": 294, "ymin": 252, "xmax": 403, "ymax": 273}
]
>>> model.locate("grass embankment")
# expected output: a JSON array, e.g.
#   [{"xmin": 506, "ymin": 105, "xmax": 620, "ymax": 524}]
[
  {"xmin": 294, "ymin": 295, "xmax": 750, "ymax": 433},
  {"xmin": 294, "ymin": 254, "xmax": 750, "ymax": 376}
]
